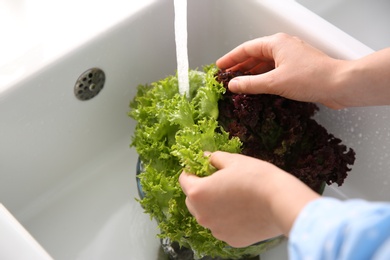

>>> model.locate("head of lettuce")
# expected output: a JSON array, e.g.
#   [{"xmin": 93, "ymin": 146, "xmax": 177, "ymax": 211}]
[{"xmin": 128, "ymin": 65, "xmax": 355, "ymax": 259}]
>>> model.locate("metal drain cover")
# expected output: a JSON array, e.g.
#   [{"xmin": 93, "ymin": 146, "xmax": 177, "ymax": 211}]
[{"xmin": 74, "ymin": 68, "xmax": 105, "ymax": 101}]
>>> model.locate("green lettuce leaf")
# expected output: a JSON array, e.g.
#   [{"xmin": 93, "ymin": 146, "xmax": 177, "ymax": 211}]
[{"xmin": 130, "ymin": 65, "xmax": 278, "ymax": 258}]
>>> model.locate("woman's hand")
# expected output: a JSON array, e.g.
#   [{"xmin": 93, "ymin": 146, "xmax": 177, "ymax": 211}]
[
  {"xmin": 179, "ymin": 151, "xmax": 320, "ymax": 248},
  {"xmin": 217, "ymin": 33, "xmax": 390, "ymax": 109}
]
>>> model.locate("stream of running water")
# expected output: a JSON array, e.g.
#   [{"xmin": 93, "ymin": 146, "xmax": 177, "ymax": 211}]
[{"xmin": 174, "ymin": 0, "xmax": 189, "ymax": 96}]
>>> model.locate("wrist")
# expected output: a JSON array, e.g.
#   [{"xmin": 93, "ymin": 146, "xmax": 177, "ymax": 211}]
[
  {"xmin": 329, "ymin": 60, "xmax": 365, "ymax": 108},
  {"xmin": 265, "ymin": 169, "xmax": 320, "ymax": 236},
  {"xmin": 316, "ymin": 58, "xmax": 353, "ymax": 109},
  {"xmin": 330, "ymin": 48, "xmax": 390, "ymax": 108}
]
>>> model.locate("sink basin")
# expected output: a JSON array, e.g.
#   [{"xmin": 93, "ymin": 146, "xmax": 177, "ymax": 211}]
[
  {"xmin": 1, "ymin": 0, "xmax": 389, "ymax": 259},
  {"xmin": 296, "ymin": 0, "xmax": 390, "ymax": 51}
]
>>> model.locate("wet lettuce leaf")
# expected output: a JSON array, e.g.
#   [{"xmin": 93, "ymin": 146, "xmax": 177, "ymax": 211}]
[
  {"xmin": 129, "ymin": 65, "xmax": 355, "ymax": 259},
  {"xmin": 129, "ymin": 65, "xmax": 258, "ymax": 259}
]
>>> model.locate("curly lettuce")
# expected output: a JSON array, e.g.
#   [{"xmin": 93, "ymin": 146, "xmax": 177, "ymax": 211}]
[
  {"xmin": 129, "ymin": 66, "xmax": 355, "ymax": 259},
  {"xmin": 129, "ymin": 65, "xmax": 269, "ymax": 259},
  {"xmin": 216, "ymin": 70, "xmax": 355, "ymax": 193}
]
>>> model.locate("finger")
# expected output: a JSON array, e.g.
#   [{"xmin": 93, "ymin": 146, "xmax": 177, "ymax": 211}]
[
  {"xmin": 226, "ymin": 57, "xmax": 263, "ymax": 73},
  {"xmin": 179, "ymin": 172, "xmax": 201, "ymax": 219},
  {"xmin": 209, "ymin": 151, "xmax": 237, "ymax": 170},
  {"xmin": 228, "ymin": 69, "xmax": 280, "ymax": 95},
  {"xmin": 226, "ymin": 59, "xmax": 275, "ymax": 80},
  {"xmin": 216, "ymin": 37, "xmax": 274, "ymax": 70},
  {"xmin": 184, "ymin": 197, "xmax": 197, "ymax": 217},
  {"xmin": 178, "ymin": 171, "xmax": 199, "ymax": 196},
  {"xmin": 249, "ymin": 61, "xmax": 275, "ymax": 75}
]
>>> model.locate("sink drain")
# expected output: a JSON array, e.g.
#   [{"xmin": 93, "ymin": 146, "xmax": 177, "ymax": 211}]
[{"xmin": 74, "ymin": 68, "xmax": 105, "ymax": 101}]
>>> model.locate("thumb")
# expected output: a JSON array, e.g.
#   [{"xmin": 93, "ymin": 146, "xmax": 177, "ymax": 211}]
[
  {"xmin": 179, "ymin": 171, "xmax": 200, "ymax": 196},
  {"xmin": 209, "ymin": 151, "xmax": 239, "ymax": 170},
  {"xmin": 228, "ymin": 70, "xmax": 279, "ymax": 95}
]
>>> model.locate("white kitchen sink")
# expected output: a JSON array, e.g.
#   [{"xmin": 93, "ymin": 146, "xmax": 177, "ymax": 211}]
[
  {"xmin": 1, "ymin": 0, "xmax": 389, "ymax": 259},
  {"xmin": 296, "ymin": 0, "xmax": 390, "ymax": 51}
]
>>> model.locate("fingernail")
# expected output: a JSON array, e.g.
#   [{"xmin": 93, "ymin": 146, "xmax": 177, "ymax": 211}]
[
  {"xmin": 203, "ymin": 151, "xmax": 212, "ymax": 157},
  {"xmin": 229, "ymin": 79, "xmax": 239, "ymax": 91}
]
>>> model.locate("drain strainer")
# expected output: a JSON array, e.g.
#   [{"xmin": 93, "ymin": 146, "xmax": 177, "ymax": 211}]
[{"xmin": 74, "ymin": 68, "xmax": 105, "ymax": 101}]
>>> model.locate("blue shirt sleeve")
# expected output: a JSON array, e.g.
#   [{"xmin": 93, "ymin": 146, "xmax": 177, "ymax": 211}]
[{"xmin": 288, "ymin": 197, "xmax": 390, "ymax": 260}]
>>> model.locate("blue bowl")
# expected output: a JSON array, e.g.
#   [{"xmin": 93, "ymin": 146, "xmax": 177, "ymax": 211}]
[{"xmin": 135, "ymin": 157, "xmax": 145, "ymax": 199}]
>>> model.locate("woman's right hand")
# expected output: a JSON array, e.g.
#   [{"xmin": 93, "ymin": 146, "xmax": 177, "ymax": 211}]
[{"xmin": 179, "ymin": 151, "xmax": 320, "ymax": 247}]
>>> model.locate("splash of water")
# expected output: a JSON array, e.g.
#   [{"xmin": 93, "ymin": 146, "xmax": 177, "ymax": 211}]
[{"xmin": 174, "ymin": 0, "xmax": 189, "ymax": 96}]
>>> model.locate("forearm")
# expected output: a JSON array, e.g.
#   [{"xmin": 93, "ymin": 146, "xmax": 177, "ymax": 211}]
[
  {"xmin": 331, "ymin": 48, "xmax": 390, "ymax": 108},
  {"xmin": 260, "ymin": 167, "xmax": 320, "ymax": 237}
]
